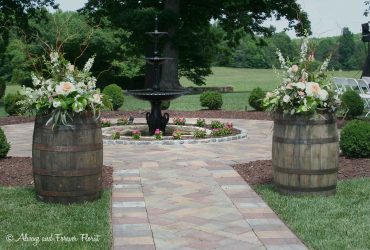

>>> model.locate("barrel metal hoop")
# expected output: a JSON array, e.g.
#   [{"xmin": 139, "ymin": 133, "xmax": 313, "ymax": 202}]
[
  {"xmin": 275, "ymin": 183, "xmax": 337, "ymax": 192},
  {"xmin": 274, "ymin": 118, "xmax": 335, "ymax": 126},
  {"xmin": 273, "ymin": 136, "xmax": 338, "ymax": 145},
  {"xmin": 33, "ymin": 168, "xmax": 101, "ymax": 177},
  {"xmin": 33, "ymin": 143, "xmax": 103, "ymax": 152},
  {"xmin": 37, "ymin": 190, "xmax": 100, "ymax": 197},
  {"xmin": 274, "ymin": 166, "xmax": 339, "ymax": 175}
]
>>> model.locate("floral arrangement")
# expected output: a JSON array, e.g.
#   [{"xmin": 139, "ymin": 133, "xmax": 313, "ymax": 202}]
[
  {"xmin": 132, "ymin": 130, "xmax": 141, "ymax": 140},
  {"xmin": 19, "ymin": 50, "xmax": 104, "ymax": 127},
  {"xmin": 263, "ymin": 38, "xmax": 341, "ymax": 115},
  {"xmin": 172, "ymin": 130, "xmax": 182, "ymax": 140},
  {"xmin": 196, "ymin": 118, "xmax": 206, "ymax": 127},
  {"xmin": 100, "ymin": 118, "xmax": 111, "ymax": 128},
  {"xmin": 173, "ymin": 117, "xmax": 186, "ymax": 125},
  {"xmin": 154, "ymin": 129, "xmax": 163, "ymax": 140}
]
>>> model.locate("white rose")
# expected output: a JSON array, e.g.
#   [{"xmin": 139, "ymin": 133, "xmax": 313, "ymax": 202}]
[
  {"xmin": 266, "ymin": 92, "xmax": 274, "ymax": 98},
  {"xmin": 68, "ymin": 63, "xmax": 75, "ymax": 72},
  {"xmin": 306, "ymin": 82, "xmax": 321, "ymax": 97},
  {"xmin": 91, "ymin": 93, "xmax": 102, "ymax": 104},
  {"xmin": 296, "ymin": 82, "xmax": 306, "ymax": 90},
  {"xmin": 55, "ymin": 82, "xmax": 75, "ymax": 96},
  {"xmin": 53, "ymin": 100, "xmax": 61, "ymax": 108},
  {"xmin": 318, "ymin": 89, "xmax": 329, "ymax": 101},
  {"xmin": 283, "ymin": 95, "xmax": 291, "ymax": 103}
]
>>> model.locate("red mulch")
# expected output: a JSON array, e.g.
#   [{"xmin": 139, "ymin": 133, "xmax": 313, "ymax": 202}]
[
  {"xmin": 0, "ymin": 157, "xmax": 113, "ymax": 188},
  {"xmin": 232, "ymin": 157, "xmax": 370, "ymax": 185}
]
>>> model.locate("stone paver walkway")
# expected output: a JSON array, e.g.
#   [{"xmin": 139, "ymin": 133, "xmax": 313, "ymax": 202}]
[{"xmin": 3, "ymin": 118, "xmax": 307, "ymax": 250}]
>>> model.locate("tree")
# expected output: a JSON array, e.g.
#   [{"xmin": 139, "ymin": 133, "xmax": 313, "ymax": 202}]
[
  {"xmin": 338, "ymin": 27, "xmax": 356, "ymax": 70},
  {"xmin": 83, "ymin": 0, "xmax": 311, "ymax": 88}
]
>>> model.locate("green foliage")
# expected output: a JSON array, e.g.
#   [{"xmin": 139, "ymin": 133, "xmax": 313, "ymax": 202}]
[
  {"xmin": 196, "ymin": 118, "xmax": 206, "ymax": 127},
  {"xmin": 161, "ymin": 100, "xmax": 170, "ymax": 110},
  {"xmin": 248, "ymin": 87, "xmax": 265, "ymax": 111},
  {"xmin": 172, "ymin": 130, "xmax": 182, "ymax": 140},
  {"xmin": 103, "ymin": 84, "xmax": 124, "ymax": 111},
  {"xmin": 100, "ymin": 118, "xmax": 111, "ymax": 128},
  {"xmin": 0, "ymin": 127, "xmax": 10, "ymax": 158},
  {"xmin": 0, "ymin": 82, "xmax": 6, "ymax": 99},
  {"xmin": 210, "ymin": 120, "xmax": 224, "ymax": 129},
  {"xmin": 200, "ymin": 91, "xmax": 223, "ymax": 110},
  {"xmin": 116, "ymin": 117, "xmax": 129, "ymax": 125},
  {"xmin": 211, "ymin": 127, "xmax": 232, "ymax": 137},
  {"xmin": 338, "ymin": 28, "xmax": 356, "ymax": 70},
  {"xmin": 340, "ymin": 120, "xmax": 370, "ymax": 158},
  {"xmin": 193, "ymin": 129, "xmax": 207, "ymax": 138},
  {"xmin": 111, "ymin": 131, "xmax": 121, "ymax": 140},
  {"xmin": 83, "ymin": 0, "xmax": 310, "ymax": 86},
  {"xmin": 4, "ymin": 92, "xmax": 24, "ymax": 115},
  {"xmin": 341, "ymin": 90, "xmax": 364, "ymax": 118}
]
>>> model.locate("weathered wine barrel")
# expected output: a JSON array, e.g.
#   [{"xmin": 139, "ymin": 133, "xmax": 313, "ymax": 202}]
[
  {"xmin": 272, "ymin": 112, "xmax": 339, "ymax": 196},
  {"xmin": 32, "ymin": 112, "xmax": 103, "ymax": 204}
]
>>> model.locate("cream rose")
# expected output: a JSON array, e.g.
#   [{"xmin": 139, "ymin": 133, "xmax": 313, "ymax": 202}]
[
  {"xmin": 318, "ymin": 89, "xmax": 329, "ymax": 101},
  {"xmin": 55, "ymin": 82, "xmax": 75, "ymax": 96},
  {"xmin": 91, "ymin": 93, "xmax": 102, "ymax": 104},
  {"xmin": 291, "ymin": 64, "xmax": 299, "ymax": 73},
  {"xmin": 305, "ymin": 82, "xmax": 321, "ymax": 97},
  {"xmin": 283, "ymin": 95, "xmax": 291, "ymax": 103}
]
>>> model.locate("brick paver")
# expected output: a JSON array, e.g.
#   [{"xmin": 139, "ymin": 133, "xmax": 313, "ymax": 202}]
[{"xmin": 3, "ymin": 118, "xmax": 307, "ymax": 250}]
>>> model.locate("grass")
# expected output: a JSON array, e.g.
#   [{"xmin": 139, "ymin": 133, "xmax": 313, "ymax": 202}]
[
  {"xmin": 0, "ymin": 187, "xmax": 111, "ymax": 250},
  {"xmin": 254, "ymin": 178, "xmax": 370, "ymax": 250}
]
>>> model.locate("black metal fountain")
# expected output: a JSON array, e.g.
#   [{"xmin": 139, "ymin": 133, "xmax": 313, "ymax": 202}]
[{"xmin": 127, "ymin": 17, "xmax": 188, "ymax": 135}]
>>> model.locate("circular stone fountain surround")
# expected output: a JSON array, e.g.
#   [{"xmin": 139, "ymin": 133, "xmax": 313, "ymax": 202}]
[{"xmin": 102, "ymin": 119, "xmax": 247, "ymax": 145}]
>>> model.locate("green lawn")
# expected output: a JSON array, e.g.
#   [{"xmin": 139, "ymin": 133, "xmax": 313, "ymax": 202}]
[
  {"xmin": 0, "ymin": 187, "xmax": 111, "ymax": 250},
  {"xmin": 254, "ymin": 178, "xmax": 370, "ymax": 250}
]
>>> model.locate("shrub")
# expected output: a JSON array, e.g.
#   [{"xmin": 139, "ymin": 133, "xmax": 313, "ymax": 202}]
[
  {"xmin": 248, "ymin": 87, "xmax": 265, "ymax": 111},
  {"xmin": 341, "ymin": 90, "xmax": 364, "ymax": 118},
  {"xmin": 4, "ymin": 92, "xmax": 24, "ymax": 115},
  {"xmin": 116, "ymin": 117, "xmax": 129, "ymax": 125},
  {"xmin": 161, "ymin": 101, "xmax": 170, "ymax": 110},
  {"xmin": 173, "ymin": 117, "xmax": 186, "ymax": 125},
  {"xmin": 132, "ymin": 130, "xmax": 141, "ymax": 140},
  {"xmin": 340, "ymin": 120, "xmax": 370, "ymax": 158},
  {"xmin": 172, "ymin": 130, "xmax": 182, "ymax": 140},
  {"xmin": 200, "ymin": 91, "xmax": 223, "ymax": 110},
  {"xmin": 210, "ymin": 120, "xmax": 224, "ymax": 129},
  {"xmin": 196, "ymin": 118, "xmax": 206, "ymax": 127},
  {"xmin": 0, "ymin": 127, "xmax": 10, "ymax": 158},
  {"xmin": 103, "ymin": 84, "xmax": 124, "ymax": 111},
  {"xmin": 100, "ymin": 118, "xmax": 111, "ymax": 128},
  {"xmin": 154, "ymin": 129, "xmax": 163, "ymax": 140},
  {"xmin": 211, "ymin": 127, "xmax": 233, "ymax": 137},
  {"xmin": 193, "ymin": 129, "xmax": 207, "ymax": 138},
  {"xmin": 111, "ymin": 131, "xmax": 121, "ymax": 140}
]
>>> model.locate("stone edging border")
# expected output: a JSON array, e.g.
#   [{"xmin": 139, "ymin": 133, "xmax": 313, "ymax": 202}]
[{"xmin": 103, "ymin": 127, "xmax": 247, "ymax": 145}]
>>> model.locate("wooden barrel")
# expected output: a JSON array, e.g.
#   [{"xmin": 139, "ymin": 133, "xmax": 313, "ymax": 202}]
[
  {"xmin": 272, "ymin": 112, "xmax": 339, "ymax": 196},
  {"xmin": 32, "ymin": 112, "xmax": 103, "ymax": 204}
]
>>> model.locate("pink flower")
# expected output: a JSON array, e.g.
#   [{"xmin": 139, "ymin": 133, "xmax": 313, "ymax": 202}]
[
  {"xmin": 298, "ymin": 91, "xmax": 305, "ymax": 97},
  {"xmin": 132, "ymin": 130, "xmax": 141, "ymax": 135},
  {"xmin": 226, "ymin": 122, "xmax": 233, "ymax": 128},
  {"xmin": 155, "ymin": 129, "xmax": 161, "ymax": 135}
]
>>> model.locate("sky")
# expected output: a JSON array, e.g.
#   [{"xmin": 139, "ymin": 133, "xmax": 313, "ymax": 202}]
[{"xmin": 54, "ymin": 0, "xmax": 369, "ymax": 38}]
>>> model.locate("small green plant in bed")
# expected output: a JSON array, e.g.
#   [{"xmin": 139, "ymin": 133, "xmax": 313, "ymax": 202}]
[
  {"xmin": 210, "ymin": 120, "xmax": 224, "ymax": 129},
  {"xmin": 111, "ymin": 131, "xmax": 121, "ymax": 140},
  {"xmin": 193, "ymin": 129, "xmax": 207, "ymax": 139},
  {"xmin": 196, "ymin": 118, "xmax": 206, "ymax": 127},
  {"xmin": 0, "ymin": 187, "xmax": 111, "ymax": 249},
  {"xmin": 254, "ymin": 179, "xmax": 370, "ymax": 250},
  {"xmin": 116, "ymin": 117, "xmax": 129, "ymax": 125},
  {"xmin": 211, "ymin": 127, "xmax": 232, "ymax": 137}
]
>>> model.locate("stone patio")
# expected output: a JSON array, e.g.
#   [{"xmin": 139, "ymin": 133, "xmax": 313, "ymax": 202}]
[{"xmin": 3, "ymin": 118, "xmax": 307, "ymax": 250}]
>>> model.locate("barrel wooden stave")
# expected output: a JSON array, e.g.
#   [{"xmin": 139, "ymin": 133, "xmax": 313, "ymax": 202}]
[
  {"xmin": 32, "ymin": 113, "xmax": 103, "ymax": 204},
  {"xmin": 272, "ymin": 113, "xmax": 339, "ymax": 195}
]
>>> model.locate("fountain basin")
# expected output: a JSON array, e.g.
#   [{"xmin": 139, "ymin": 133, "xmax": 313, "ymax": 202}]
[{"xmin": 126, "ymin": 89, "xmax": 189, "ymax": 101}]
